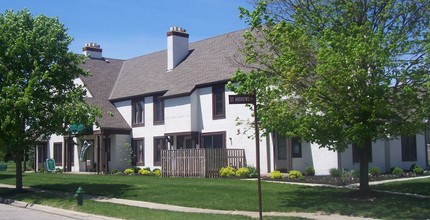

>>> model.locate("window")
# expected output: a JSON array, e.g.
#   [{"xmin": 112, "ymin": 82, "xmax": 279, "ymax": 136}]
[
  {"xmin": 154, "ymin": 137, "xmax": 167, "ymax": 166},
  {"xmin": 352, "ymin": 139, "xmax": 372, "ymax": 163},
  {"xmin": 132, "ymin": 99, "xmax": 145, "ymax": 126},
  {"xmin": 291, "ymin": 137, "xmax": 302, "ymax": 158},
  {"xmin": 153, "ymin": 95, "xmax": 164, "ymax": 125},
  {"xmin": 212, "ymin": 85, "xmax": 225, "ymax": 119},
  {"xmin": 54, "ymin": 142, "xmax": 62, "ymax": 166},
  {"xmin": 202, "ymin": 132, "xmax": 225, "ymax": 148},
  {"xmin": 133, "ymin": 139, "xmax": 145, "ymax": 166},
  {"xmin": 177, "ymin": 135, "xmax": 197, "ymax": 149},
  {"xmin": 402, "ymin": 135, "xmax": 417, "ymax": 161},
  {"xmin": 277, "ymin": 136, "xmax": 287, "ymax": 160}
]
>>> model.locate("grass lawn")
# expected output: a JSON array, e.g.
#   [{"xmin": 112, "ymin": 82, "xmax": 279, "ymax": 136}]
[
  {"xmin": 0, "ymin": 171, "xmax": 429, "ymax": 219},
  {"xmin": 0, "ymin": 188, "xmax": 299, "ymax": 220},
  {"xmin": 372, "ymin": 177, "xmax": 430, "ymax": 196}
]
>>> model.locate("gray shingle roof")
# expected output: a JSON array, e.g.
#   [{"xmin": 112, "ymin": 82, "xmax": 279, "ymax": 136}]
[
  {"xmin": 80, "ymin": 58, "xmax": 131, "ymax": 131},
  {"xmin": 109, "ymin": 29, "xmax": 245, "ymax": 100}
]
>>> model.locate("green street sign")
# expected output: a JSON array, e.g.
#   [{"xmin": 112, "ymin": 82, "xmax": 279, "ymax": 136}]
[{"xmin": 68, "ymin": 124, "xmax": 93, "ymax": 135}]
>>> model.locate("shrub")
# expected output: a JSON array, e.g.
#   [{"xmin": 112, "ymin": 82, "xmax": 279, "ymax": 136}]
[
  {"xmin": 143, "ymin": 167, "xmax": 151, "ymax": 171},
  {"xmin": 124, "ymin": 168, "xmax": 134, "ymax": 175},
  {"xmin": 288, "ymin": 170, "xmax": 303, "ymax": 179},
  {"xmin": 153, "ymin": 169, "xmax": 161, "ymax": 177},
  {"xmin": 236, "ymin": 167, "xmax": 251, "ymax": 177},
  {"xmin": 329, "ymin": 168, "xmax": 342, "ymax": 177},
  {"xmin": 392, "ymin": 167, "xmax": 405, "ymax": 176},
  {"xmin": 304, "ymin": 166, "xmax": 315, "ymax": 176},
  {"xmin": 270, "ymin": 170, "xmax": 284, "ymax": 179},
  {"xmin": 246, "ymin": 166, "xmax": 257, "ymax": 177},
  {"xmin": 369, "ymin": 167, "xmax": 381, "ymax": 177},
  {"xmin": 352, "ymin": 169, "xmax": 360, "ymax": 178},
  {"xmin": 54, "ymin": 168, "xmax": 63, "ymax": 174},
  {"xmin": 412, "ymin": 164, "xmax": 424, "ymax": 175},
  {"xmin": 131, "ymin": 167, "xmax": 141, "ymax": 174},
  {"xmin": 138, "ymin": 169, "xmax": 151, "ymax": 175},
  {"xmin": 111, "ymin": 169, "xmax": 119, "ymax": 174},
  {"xmin": 219, "ymin": 166, "xmax": 236, "ymax": 177}
]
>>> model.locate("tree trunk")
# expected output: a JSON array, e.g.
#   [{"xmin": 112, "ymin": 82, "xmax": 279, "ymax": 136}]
[
  {"xmin": 14, "ymin": 152, "xmax": 23, "ymax": 191},
  {"xmin": 358, "ymin": 138, "xmax": 370, "ymax": 196}
]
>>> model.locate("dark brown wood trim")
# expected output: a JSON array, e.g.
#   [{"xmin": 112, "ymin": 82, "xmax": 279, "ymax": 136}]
[{"xmin": 167, "ymin": 31, "xmax": 189, "ymax": 38}]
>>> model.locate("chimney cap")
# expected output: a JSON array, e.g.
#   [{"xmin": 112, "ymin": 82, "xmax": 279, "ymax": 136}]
[
  {"xmin": 84, "ymin": 42, "xmax": 100, "ymax": 48},
  {"xmin": 169, "ymin": 26, "xmax": 186, "ymax": 33}
]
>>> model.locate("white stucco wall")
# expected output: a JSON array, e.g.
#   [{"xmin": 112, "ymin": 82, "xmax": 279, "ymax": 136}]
[
  {"xmin": 109, "ymin": 134, "xmax": 131, "ymax": 171},
  {"xmin": 114, "ymin": 100, "xmax": 132, "ymax": 127},
  {"xmin": 310, "ymin": 143, "xmax": 338, "ymax": 175},
  {"xmin": 165, "ymin": 96, "xmax": 192, "ymax": 133}
]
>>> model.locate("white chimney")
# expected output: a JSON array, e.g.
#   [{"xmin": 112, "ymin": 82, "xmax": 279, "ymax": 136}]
[
  {"xmin": 167, "ymin": 27, "xmax": 189, "ymax": 71},
  {"xmin": 82, "ymin": 42, "xmax": 102, "ymax": 59}
]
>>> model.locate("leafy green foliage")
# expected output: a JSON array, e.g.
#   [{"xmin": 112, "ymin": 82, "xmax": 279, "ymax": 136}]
[
  {"xmin": 288, "ymin": 170, "xmax": 303, "ymax": 179},
  {"xmin": 392, "ymin": 167, "xmax": 405, "ymax": 176},
  {"xmin": 219, "ymin": 166, "xmax": 236, "ymax": 177},
  {"xmin": 124, "ymin": 168, "xmax": 134, "ymax": 175},
  {"xmin": 304, "ymin": 166, "xmax": 315, "ymax": 176},
  {"xmin": 138, "ymin": 169, "xmax": 151, "ymax": 175},
  {"xmin": 235, "ymin": 167, "xmax": 251, "ymax": 177},
  {"xmin": 369, "ymin": 167, "xmax": 381, "ymax": 177},
  {"xmin": 231, "ymin": 0, "xmax": 430, "ymax": 193},
  {"xmin": 329, "ymin": 168, "xmax": 342, "ymax": 177},
  {"xmin": 153, "ymin": 169, "xmax": 161, "ymax": 177},
  {"xmin": 0, "ymin": 9, "xmax": 101, "ymax": 189},
  {"xmin": 412, "ymin": 165, "xmax": 424, "ymax": 175},
  {"xmin": 270, "ymin": 170, "xmax": 284, "ymax": 179}
]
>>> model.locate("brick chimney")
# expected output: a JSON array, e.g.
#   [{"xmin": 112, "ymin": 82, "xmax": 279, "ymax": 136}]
[
  {"xmin": 82, "ymin": 43, "xmax": 102, "ymax": 59},
  {"xmin": 167, "ymin": 27, "xmax": 189, "ymax": 71}
]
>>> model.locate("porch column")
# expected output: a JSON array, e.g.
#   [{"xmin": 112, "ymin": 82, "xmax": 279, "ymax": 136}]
[
  {"xmin": 35, "ymin": 145, "xmax": 39, "ymax": 171},
  {"xmin": 96, "ymin": 135, "xmax": 101, "ymax": 174}
]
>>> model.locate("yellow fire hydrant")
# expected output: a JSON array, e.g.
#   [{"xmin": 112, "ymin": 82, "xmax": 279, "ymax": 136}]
[{"xmin": 74, "ymin": 186, "xmax": 85, "ymax": 206}]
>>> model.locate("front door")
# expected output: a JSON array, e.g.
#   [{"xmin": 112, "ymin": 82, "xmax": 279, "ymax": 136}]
[{"xmin": 273, "ymin": 134, "xmax": 291, "ymax": 172}]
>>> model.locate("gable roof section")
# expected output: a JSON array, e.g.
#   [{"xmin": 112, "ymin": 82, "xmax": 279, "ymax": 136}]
[
  {"xmin": 80, "ymin": 58, "xmax": 131, "ymax": 131},
  {"xmin": 109, "ymin": 29, "xmax": 246, "ymax": 101}
]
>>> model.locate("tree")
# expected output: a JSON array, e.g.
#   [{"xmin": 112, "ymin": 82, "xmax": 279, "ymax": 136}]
[
  {"xmin": 0, "ymin": 10, "xmax": 101, "ymax": 190},
  {"xmin": 229, "ymin": 0, "xmax": 430, "ymax": 195}
]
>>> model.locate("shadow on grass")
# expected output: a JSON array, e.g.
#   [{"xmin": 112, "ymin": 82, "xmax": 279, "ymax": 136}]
[
  {"xmin": 0, "ymin": 174, "xmax": 16, "ymax": 181},
  {"xmin": 277, "ymin": 186, "xmax": 430, "ymax": 219}
]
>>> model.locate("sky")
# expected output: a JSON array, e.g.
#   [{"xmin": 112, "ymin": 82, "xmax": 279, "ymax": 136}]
[{"xmin": 0, "ymin": 0, "xmax": 253, "ymax": 59}]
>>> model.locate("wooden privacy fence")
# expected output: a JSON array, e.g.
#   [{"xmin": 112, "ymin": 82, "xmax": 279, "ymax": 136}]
[{"xmin": 161, "ymin": 148, "xmax": 246, "ymax": 178}]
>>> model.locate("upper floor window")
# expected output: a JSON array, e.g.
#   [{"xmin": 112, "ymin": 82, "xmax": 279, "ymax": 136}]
[
  {"xmin": 402, "ymin": 135, "xmax": 417, "ymax": 161},
  {"xmin": 132, "ymin": 99, "xmax": 145, "ymax": 126},
  {"xmin": 212, "ymin": 85, "xmax": 225, "ymax": 119},
  {"xmin": 153, "ymin": 95, "xmax": 164, "ymax": 125}
]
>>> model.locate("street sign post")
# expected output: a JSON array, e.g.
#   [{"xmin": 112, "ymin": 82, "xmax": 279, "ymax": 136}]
[{"xmin": 229, "ymin": 93, "xmax": 263, "ymax": 220}]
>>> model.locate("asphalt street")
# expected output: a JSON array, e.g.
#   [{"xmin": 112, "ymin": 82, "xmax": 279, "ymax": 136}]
[
  {"xmin": 0, "ymin": 203, "xmax": 80, "ymax": 220},
  {"xmin": 0, "ymin": 203, "xmax": 119, "ymax": 220}
]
